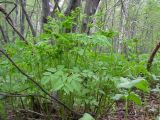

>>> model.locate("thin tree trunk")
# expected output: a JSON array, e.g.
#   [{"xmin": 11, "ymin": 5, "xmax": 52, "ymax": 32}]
[
  {"xmin": 111, "ymin": 0, "xmax": 117, "ymax": 28},
  {"xmin": 20, "ymin": 0, "xmax": 26, "ymax": 36},
  {"xmin": 118, "ymin": 0, "xmax": 129, "ymax": 53},
  {"xmin": 64, "ymin": 0, "xmax": 81, "ymax": 32},
  {"xmin": 64, "ymin": 0, "xmax": 81, "ymax": 16},
  {"xmin": 25, "ymin": 0, "xmax": 37, "ymax": 38},
  {"xmin": 4, "ymin": 0, "xmax": 10, "ymax": 41},
  {"xmin": 0, "ymin": 25, "xmax": 8, "ymax": 43},
  {"xmin": 82, "ymin": 0, "xmax": 100, "ymax": 34},
  {"xmin": 20, "ymin": 0, "xmax": 36, "ymax": 37},
  {"xmin": 36, "ymin": 0, "xmax": 41, "ymax": 34},
  {"xmin": 12, "ymin": 0, "xmax": 18, "ymax": 41},
  {"xmin": 41, "ymin": 0, "xmax": 51, "ymax": 30}
]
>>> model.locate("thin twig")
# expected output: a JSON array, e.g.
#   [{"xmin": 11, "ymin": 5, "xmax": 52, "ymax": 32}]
[
  {"xmin": 18, "ymin": 109, "xmax": 45, "ymax": 117},
  {"xmin": 53, "ymin": 0, "xmax": 61, "ymax": 12}
]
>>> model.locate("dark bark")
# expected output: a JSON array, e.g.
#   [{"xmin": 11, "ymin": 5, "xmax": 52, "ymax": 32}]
[
  {"xmin": 25, "ymin": 0, "xmax": 37, "ymax": 38},
  {"xmin": 53, "ymin": 0, "xmax": 61, "ymax": 13},
  {"xmin": 82, "ymin": 0, "xmax": 100, "ymax": 34},
  {"xmin": 4, "ymin": 1, "xmax": 10, "ymax": 42},
  {"xmin": 147, "ymin": 41, "xmax": 160, "ymax": 71},
  {"xmin": 64, "ymin": 0, "xmax": 81, "ymax": 16},
  {"xmin": 12, "ymin": 0, "xmax": 18, "ymax": 41},
  {"xmin": 42, "ymin": 0, "xmax": 51, "ymax": 26},
  {"xmin": 20, "ymin": 0, "xmax": 26, "ymax": 36},
  {"xmin": 64, "ymin": 0, "xmax": 81, "ymax": 33},
  {"xmin": 0, "ymin": 5, "xmax": 28, "ymax": 44},
  {"xmin": 20, "ymin": 0, "xmax": 36, "ymax": 37},
  {"xmin": 0, "ymin": 25, "xmax": 8, "ymax": 43}
]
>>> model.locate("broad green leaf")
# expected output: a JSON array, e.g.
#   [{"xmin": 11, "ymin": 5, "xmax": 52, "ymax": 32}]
[
  {"xmin": 54, "ymin": 70, "xmax": 64, "ymax": 76},
  {"xmin": 57, "ymin": 65, "xmax": 65, "ymax": 70},
  {"xmin": 43, "ymin": 72, "xmax": 52, "ymax": 76},
  {"xmin": 79, "ymin": 113, "xmax": 95, "ymax": 120},
  {"xmin": 90, "ymin": 100, "xmax": 99, "ymax": 106},
  {"xmin": 71, "ymin": 80, "xmax": 81, "ymax": 92},
  {"xmin": 52, "ymin": 79, "xmax": 64, "ymax": 91},
  {"xmin": 98, "ymin": 90, "xmax": 105, "ymax": 95},
  {"xmin": 112, "ymin": 94, "xmax": 126, "ymax": 100},
  {"xmin": 134, "ymin": 80, "xmax": 150, "ymax": 92},
  {"xmin": 63, "ymin": 87, "xmax": 70, "ymax": 94},
  {"xmin": 69, "ymin": 74, "xmax": 81, "ymax": 82},
  {"xmin": 42, "ymin": 76, "xmax": 51, "ymax": 84},
  {"xmin": 78, "ymin": 49, "xmax": 85, "ymax": 56},
  {"xmin": 65, "ymin": 83, "xmax": 74, "ymax": 93},
  {"xmin": 118, "ymin": 78, "xmax": 149, "ymax": 92},
  {"xmin": 47, "ymin": 68, "xmax": 57, "ymax": 73},
  {"xmin": 128, "ymin": 92, "xmax": 142, "ymax": 105}
]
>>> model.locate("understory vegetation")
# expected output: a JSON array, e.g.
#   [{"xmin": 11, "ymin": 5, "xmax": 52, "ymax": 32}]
[{"xmin": 0, "ymin": 0, "xmax": 160, "ymax": 120}]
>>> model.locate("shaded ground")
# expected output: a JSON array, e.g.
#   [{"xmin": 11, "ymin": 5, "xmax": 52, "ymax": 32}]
[
  {"xmin": 102, "ymin": 92, "xmax": 160, "ymax": 120},
  {"xmin": 3, "ymin": 92, "xmax": 160, "ymax": 120}
]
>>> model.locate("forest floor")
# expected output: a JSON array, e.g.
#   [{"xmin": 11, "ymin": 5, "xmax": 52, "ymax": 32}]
[
  {"xmin": 102, "ymin": 92, "xmax": 160, "ymax": 120},
  {"xmin": 9, "ymin": 91, "xmax": 159, "ymax": 120}
]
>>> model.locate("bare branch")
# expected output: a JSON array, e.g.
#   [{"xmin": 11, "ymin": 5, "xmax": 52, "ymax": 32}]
[
  {"xmin": 0, "ymin": 4, "xmax": 28, "ymax": 44},
  {"xmin": 147, "ymin": 41, "xmax": 160, "ymax": 71}
]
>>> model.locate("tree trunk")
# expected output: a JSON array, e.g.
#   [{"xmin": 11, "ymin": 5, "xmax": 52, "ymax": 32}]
[
  {"xmin": 4, "ymin": 1, "xmax": 10, "ymax": 42},
  {"xmin": 20, "ymin": 0, "xmax": 26, "ymax": 36},
  {"xmin": 41, "ymin": 0, "xmax": 51, "ymax": 30},
  {"xmin": 64, "ymin": 0, "xmax": 81, "ymax": 33},
  {"xmin": 118, "ymin": 0, "xmax": 130, "ymax": 53},
  {"xmin": 12, "ymin": 0, "xmax": 18, "ymax": 41},
  {"xmin": 82, "ymin": 0, "xmax": 100, "ymax": 34},
  {"xmin": 64, "ymin": 0, "xmax": 81, "ymax": 16},
  {"xmin": 0, "ymin": 25, "xmax": 8, "ymax": 43},
  {"xmin": 20, "ymin": 0, "xmax": 36, "ymax": 37}
]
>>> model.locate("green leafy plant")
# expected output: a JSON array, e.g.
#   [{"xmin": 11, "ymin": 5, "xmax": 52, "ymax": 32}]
[{"xmin": 113, "ymin": 77, "xmax": 150, "ymax": 119}]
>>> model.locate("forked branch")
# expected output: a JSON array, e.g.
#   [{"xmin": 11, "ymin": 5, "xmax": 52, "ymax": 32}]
[{"xmin": 0, "ymin": 2, "xmax": 28, "ymax": 44}]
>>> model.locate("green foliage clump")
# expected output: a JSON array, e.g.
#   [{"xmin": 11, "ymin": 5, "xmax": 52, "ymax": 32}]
[{"xmin": 0, "ymin": 17, "xmax": 158, "ymax": 119}]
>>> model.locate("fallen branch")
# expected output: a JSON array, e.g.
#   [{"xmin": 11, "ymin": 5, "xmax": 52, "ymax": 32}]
[
  {"xmin": 17, "ymin": 109, "xmax": 65, "ymax": 119},
  {"xmin": 147, "ymin": 41, "xmax": 160, "ymax": 71},
  {"xmin": 0, "ymin": 92, "xmax": 48, "ymax": 99},
  {"xmin": 18, "ymin": 109, "xmax": 45, "ymax": 117}
]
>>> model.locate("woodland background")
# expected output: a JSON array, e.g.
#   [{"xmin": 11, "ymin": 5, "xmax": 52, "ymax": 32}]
[{"xmin": 0, "ymin": 0, "xmax": 160, "ymax": 120}]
